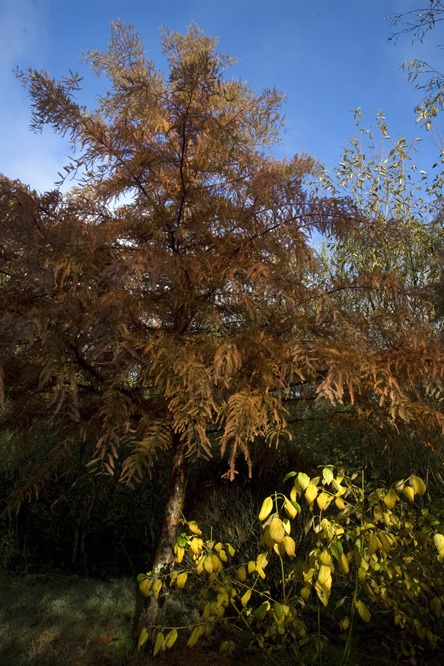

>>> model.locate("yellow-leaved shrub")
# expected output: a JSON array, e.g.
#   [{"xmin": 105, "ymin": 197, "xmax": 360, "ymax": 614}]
[{"xmin": 137, "ymin": 468, "xmax": 444, "ymax": 662}]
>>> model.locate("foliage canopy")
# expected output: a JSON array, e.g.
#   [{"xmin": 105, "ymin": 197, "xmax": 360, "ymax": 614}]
[
  {"xmin": 1, "ymin": 21, "xmax": 443, "ymax": 499},
  {"xmin": 2, "ymin": 19, "xmax": 444, "ymax": 640}
]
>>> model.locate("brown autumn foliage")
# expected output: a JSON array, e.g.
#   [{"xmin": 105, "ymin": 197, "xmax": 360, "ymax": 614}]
[{"xmin": 1, "ymin": 22, "xmax": 444, "ymax": 632}]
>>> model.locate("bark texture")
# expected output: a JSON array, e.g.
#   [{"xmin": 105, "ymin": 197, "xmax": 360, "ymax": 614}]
[{"xmin": 137, "ymin": 433, "xmax": 188, "ymax": 634}]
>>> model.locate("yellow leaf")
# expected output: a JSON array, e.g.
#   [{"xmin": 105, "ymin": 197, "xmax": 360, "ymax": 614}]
[
  {"xmin": 433, "ymin": 533, "xmax": 444, "ymax": 553},
  {"xmin": 187, "ymin": 625, "xmax": 204, "ymax": 648},
  {"xmin": 383, "ymin": 512, "xmax": 392, "ymax": 527},
  {"xmin": 257, "ymin": 552, "xmax": 269, "ymax": 569},
  {"xmin": 261, "ymin": 527, "xmax": 275, "ymax": 549},
  {"xmin": 241, "ymin": 589, "xmax": 252, "ymax": 606},
  {"xmin": 177, "ymin": 572, "xmax": 187, "ymax": 588},
  {"xmin": 320, "ymin": 518, "xmax": 334, "ymax": 541},
  {"xmin": 237, "ymin": 566, "xmax": 247, "ymax": 582},
  {"xmin": 318, "ymin": 564, "xmax": 331, "ymax": 585},
  {"xmin": 378, "ymin": 532, "xmax": 392, "ymax": 552},
  {"xmin": 355, "ymin": 600, "xmax": 371, "ymax": 622},
  {"xmin": 335, "ymin": 497, "xmax": 345, "ymax": 510},
  {"xmin": 339, "ymin": 553, "xmax": 349, "ymax": 574},
  {"xmin": 175, "ymin": 546, "xmax": 184, "ymax": 563},
  {"xmin": 320, "ymin": 550, "xmax": 332, "ymax": 566},
  {"xmin": 383, "ymin": 488, "xmax": 398, "ymax": 509},
  {"xmin": 217, "ymin": 588, "xmax": 229, "ymax": 607},
  {"xmin": 284, "ymin": 496, "xmax": 298, "ymax": 518},
  {"xmin": 248, "ymin": 560, "xmax": 256, "ymax": 574},
  {"xmin": 368, "ymin": 533, "xmax": 381, "ymax": 555},
  {"xmin": 273, "ymin": 542, "xmax": 285, "ymax": 557},
  {"xmin": 300, "ymin": 586, "xmax": 311, "ymax": 602},
  {"xmin": 290, "ymin": 482, "xmax": 302, "ymax": 502},
  {"xmin": 152, "ymin": 579, "xmax": 162, "ymax": 598},
  {"xmin": 195, "ymin": 555, "xmax": 205, "ymax": 574},
  {"xmin": 190, "ymin": 538, "xmax": 203, "ymax": 555},
  {"xmin": 317, "ymin": 492, "xmax": 331, "ymax": 511},
  {"xmin": 153, "ymin": 631, "xmax": 164, "ymax": 657},
  {"xmin": 403, "ymin": 486, "xmax": 415, "ymax": 502},
  {"xmin": 340, "ymin": 617, "xmax": 350, "ymax": 631},
  {"xmin": 305, "ymin": 484, "xmax": 318, "ymax": 505},
  {"xmin": 139, "ymin": 578, "xmax": 151, "ymax": 597},
  {"xmin": 137, "ymin": 627, "xmax": 149, "ymax": 651},
  {"xmin": 303, "ymin": 567, "xmax": 315, "ymax": 583},
  {"xmin": 256, "ymin": 565, "xmax": 266, "ymax": 580},
  {"xmin": 269, "ymin": 517, "xmax": 285, "ymax": 543},
  {"xmin": 334, "ymin": 477, "xmax": 345, "ymax": 495},
  {"xmin": 373, "ymin": 503, "xmax": 383, "ymax": 521},
  {"xmin": 204, "ymin": 556, "xmax": 213, "ymax": 574},
  {"xmin": 219, "ymin": 549, "xmax": 228, "ymax": 562},
  {"xmin": 227, "ymin": 544, "xmax": 235, "ymax": 557},
  {"xmin": 258, "ymin": 496, "xmax": 274, "ymax": 521},
  {"xmin": 211, "ymin": 554, "xmax": 223, "ymax": 573},
  {"xmin": 298, "ymin": 473, "xmax": 310, "ymax": 490},
  {"xmin": 188, "ymin": 521, "xmax": 202, "ymax": 536},
  {"xmin": 164, "ymin": 629, "xmax": 178, "ymax": 649},
  {"xmin": 283, "ymin": 536, "xmax": 296, "ymax": 557},
  {"xmin": 412, "ymin": 475, "xmax": 426, "ymax": 496},
  {"xmin": 315, "ymin": 579, "xmax": 331, "ymax": 606}
]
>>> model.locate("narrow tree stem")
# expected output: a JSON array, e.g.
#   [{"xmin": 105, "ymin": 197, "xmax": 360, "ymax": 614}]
[{"xmin": 138, "ymin": 431, "xmax": 188, "ymax": 634}]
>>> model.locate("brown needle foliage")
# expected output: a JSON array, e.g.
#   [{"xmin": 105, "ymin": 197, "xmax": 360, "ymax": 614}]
[{"xmin": 1, "ymin": 22, "xmax": 443, "ymax": 632}]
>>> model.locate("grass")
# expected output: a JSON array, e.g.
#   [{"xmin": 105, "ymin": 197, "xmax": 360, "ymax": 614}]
[
  {"xmin": 0, "ymin": 571, "xmax": 266, "ymax": 666},
  {"xmin": 0, "ymin": 571, "xmax": 141, "ymax": 665},
  {"xmin": 1, "ymin": 570, "xmax": 442, "ymax": 666}
]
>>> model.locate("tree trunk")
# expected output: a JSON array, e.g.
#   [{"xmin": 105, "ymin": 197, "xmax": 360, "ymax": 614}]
[{"xmin": 137, "ymin": 431, "xmax": 188, "ymax": 635}]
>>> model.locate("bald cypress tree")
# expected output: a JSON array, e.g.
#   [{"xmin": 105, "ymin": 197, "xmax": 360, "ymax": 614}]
[{"xmin": 1, "ymin": 23, "xmax": 444, "ymax": 632}]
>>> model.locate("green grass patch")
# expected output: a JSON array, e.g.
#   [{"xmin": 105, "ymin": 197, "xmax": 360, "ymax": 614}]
[
  {"xmin": 0, "ymin": 572, "xmax": 140, "ymax": 665},
  {"xmin": 0, "ymin": 572, "xmax": 261, "ymax": 666}
]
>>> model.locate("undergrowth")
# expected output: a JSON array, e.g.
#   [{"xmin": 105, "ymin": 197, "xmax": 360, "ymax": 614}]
[{"xmin": 137, "ymin": 466, "xmax": 444, "ymax": 665}]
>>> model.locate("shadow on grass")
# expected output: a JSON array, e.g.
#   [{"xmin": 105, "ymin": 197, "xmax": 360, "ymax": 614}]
[
  {"xmin": 2, "ymin": 571, "xmax": 443, "ymax": 666},
  {"xmin": 0, "ymin": 572, "xmax": 142, "ymax": 666}
]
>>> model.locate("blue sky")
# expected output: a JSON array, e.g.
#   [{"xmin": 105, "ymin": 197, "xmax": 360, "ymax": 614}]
[{"xmin": 1, "ymin": 0, "xmax": 442, "ymax": 193}]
